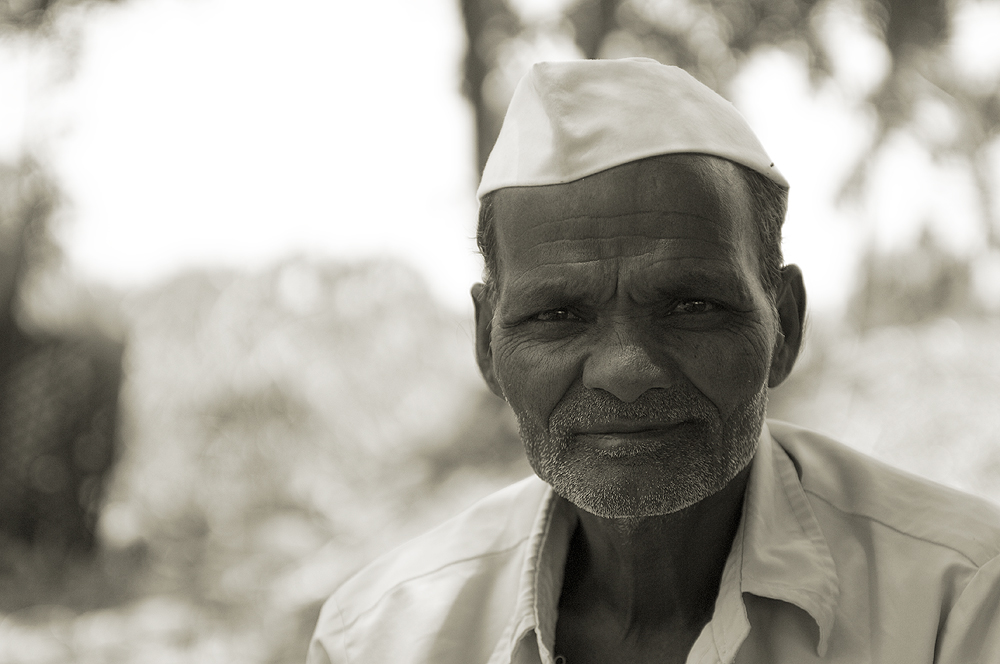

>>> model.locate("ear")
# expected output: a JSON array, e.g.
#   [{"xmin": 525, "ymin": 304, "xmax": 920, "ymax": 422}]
[
  {"xmin": 768, "ymin": 264, "xmax": 807, "ymax": 388},
  {"xmin": 471, "ymin": 282, "xmax": 505, "ymax": 398}
]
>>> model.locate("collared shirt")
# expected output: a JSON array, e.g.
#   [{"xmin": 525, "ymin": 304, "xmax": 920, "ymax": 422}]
[{"xmin": 308, "ymin": 421, "xmax": 1000, "ymax": 663}]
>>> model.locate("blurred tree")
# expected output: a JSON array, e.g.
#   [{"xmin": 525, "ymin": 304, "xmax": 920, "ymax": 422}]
[
  {"xmin": 459, "ymin": 0, "xmax": 1000, "ymax": 252},
  {"xmin": 0, "ymin": 160, "xmax": 123, "ymax": 561},
  {"xmin": 0, "ymin": 0, "xmax": 125, "ymax": 34},
  {"xmin": 459, "ymin": 0, "xmax": 523, "ymax": 175}
]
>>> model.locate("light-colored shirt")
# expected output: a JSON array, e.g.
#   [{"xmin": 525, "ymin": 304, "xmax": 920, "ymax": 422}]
[{"xmin": 308, "ymin": 421, "xmax": 1000, "ymax": 663}]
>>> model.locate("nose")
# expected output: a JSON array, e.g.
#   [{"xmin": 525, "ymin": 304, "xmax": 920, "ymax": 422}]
[{"xmin": 581, "ymin": 322, "xmax": 677, "ymax": 403}]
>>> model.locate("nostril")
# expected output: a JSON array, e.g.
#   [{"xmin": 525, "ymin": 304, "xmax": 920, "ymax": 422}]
[{"xmin": 581, "ymin": 343, "xmax": 675, "ymax": 403}]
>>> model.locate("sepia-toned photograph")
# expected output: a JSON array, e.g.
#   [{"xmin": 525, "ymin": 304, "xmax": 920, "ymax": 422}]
[{"xmin": 1, "ymin": 0, "xmax": 998, "ymax": 662}]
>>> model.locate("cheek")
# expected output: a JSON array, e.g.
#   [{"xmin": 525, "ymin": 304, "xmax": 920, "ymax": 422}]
[
  {"xmin": 669, "ymin": 328, "xmax": 774, "ymax": 416},
  {"xmin": 491, "ymin": 335, "xmax": 579, "ymax": 428}
]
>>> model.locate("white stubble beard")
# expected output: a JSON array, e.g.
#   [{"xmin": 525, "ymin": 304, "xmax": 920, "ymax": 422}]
[{"xmin": 514, "ymin": 385, "xmax": 767, "ymax": 518}]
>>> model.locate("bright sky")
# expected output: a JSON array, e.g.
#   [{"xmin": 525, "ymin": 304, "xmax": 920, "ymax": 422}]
[
  {"xmin": 0, "ymin": 0, "xmax": 998, "ymax": 315},
  {"xmin": 5, "ymin": 0, "xmax": 481, "ymax": 311}
]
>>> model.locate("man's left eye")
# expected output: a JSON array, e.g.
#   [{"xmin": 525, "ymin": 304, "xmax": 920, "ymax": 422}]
[{"xmin": 672, "ymin": 300, "xmax": 717, "ymax": 314}]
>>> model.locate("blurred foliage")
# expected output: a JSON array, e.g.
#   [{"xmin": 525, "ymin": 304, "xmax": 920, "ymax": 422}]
[
  {"xmin": 0, "ymin": 158, "xmax": 61, "ymax": 319},
  {"xmin": 848, "ymin": 228, "xmax": 981, "ymax": 328},
  {"xmin": 0, "ymin": 0, "xmax": 124, "ymax": 34},
  {"xmin": 459, "ymin": 0, "xmax": 1000, "ymax": 249},
  {"xmin": 0, "ymin": 257, "xmax": 529, "ymax": 664}
]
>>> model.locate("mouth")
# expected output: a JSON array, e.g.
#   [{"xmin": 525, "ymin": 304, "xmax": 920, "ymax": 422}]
[{"xmin": 572, "ymin": 420, "xmax": 699, "ymax": 451}]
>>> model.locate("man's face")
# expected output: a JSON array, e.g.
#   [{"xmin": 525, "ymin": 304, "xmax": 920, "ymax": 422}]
[{"xmin": 474, "ymin": 155, "xmax": 796, "ymax": 518}]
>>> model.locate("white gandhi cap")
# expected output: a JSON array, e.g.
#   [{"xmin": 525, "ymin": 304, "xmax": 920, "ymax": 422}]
[{"xmin": 477, "ymin": 58, "xmax": 788, "ymax": 200}]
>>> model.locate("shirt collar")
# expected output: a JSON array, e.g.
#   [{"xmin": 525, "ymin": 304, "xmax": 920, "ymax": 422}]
[
  {"xmin": 746, "ymin": 422, "xmax": 840, "ymax": 653},
  {"xmin": 702, "ymin": 421, "xmax": 841, "ymax": 660},
  {"xmin": 491, "ymin": 421, "xmax": 841, "ymax": 663},
  {"xmin": 487, "ymin": 485, "xmax": 575, "ymax": 664}
]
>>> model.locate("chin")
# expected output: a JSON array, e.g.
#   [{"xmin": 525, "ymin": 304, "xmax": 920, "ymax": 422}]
[{"xmin": 539, "ymin": 450, "xmax": 755, "ymax": 519}]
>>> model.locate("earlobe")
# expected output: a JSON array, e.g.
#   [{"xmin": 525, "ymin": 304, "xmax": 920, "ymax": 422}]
[
  {"xmin": 471, "ymin": 283, "xmax": 505, "ymax": 398},
  {"xmin": 768, "ymin": 265, "xmax": 807, "ymax": 388}
]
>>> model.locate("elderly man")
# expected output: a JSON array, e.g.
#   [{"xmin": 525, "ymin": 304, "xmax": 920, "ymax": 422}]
[{"xmin": 308, "ymin": 58, "xmax": 1000, "ymax": 663}]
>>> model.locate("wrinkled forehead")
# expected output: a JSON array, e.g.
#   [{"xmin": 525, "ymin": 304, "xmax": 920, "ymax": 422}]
[{"xmin": 491, "ymin": 154, "xmax": 752, "ymax": 252}]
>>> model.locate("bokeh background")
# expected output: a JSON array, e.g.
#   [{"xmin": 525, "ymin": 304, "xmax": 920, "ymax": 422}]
[{"xmin": 0, "ymin": 0, "xmax": 999, "ymax": 661}]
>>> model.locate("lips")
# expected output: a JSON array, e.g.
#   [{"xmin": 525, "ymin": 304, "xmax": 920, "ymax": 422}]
[
  {"xmin": 572, "ymin": 420, "xmax": 699, "ymax": 453},
  {"xmin": 573, "ymin": 418, "xmax": 692, "ymax": 436}
]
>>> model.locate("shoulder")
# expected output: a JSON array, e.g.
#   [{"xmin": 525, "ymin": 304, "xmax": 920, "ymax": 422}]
[
  {"xmin": 321, "ymin": 476, "xmax": 549, "ymax": 627},
  {"xmin": 767, "ymin": 419, "xmax": 1000, "ymax": 566}
]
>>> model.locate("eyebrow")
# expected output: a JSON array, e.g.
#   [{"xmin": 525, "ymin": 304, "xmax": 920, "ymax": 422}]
[{"xmin": 502, "ymin": 277, "xmax": 595, "ymax": 309}]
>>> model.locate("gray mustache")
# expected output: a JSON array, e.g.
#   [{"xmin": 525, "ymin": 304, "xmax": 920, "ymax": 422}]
[{"xmin": 546, "ymin": 387, "xmax": 719, "ymax": 434}]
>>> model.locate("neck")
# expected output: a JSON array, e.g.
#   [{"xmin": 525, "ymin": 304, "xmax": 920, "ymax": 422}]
[{"xmin": 559, "ymin": 465, "xmax": 750, "ymax": 634}]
